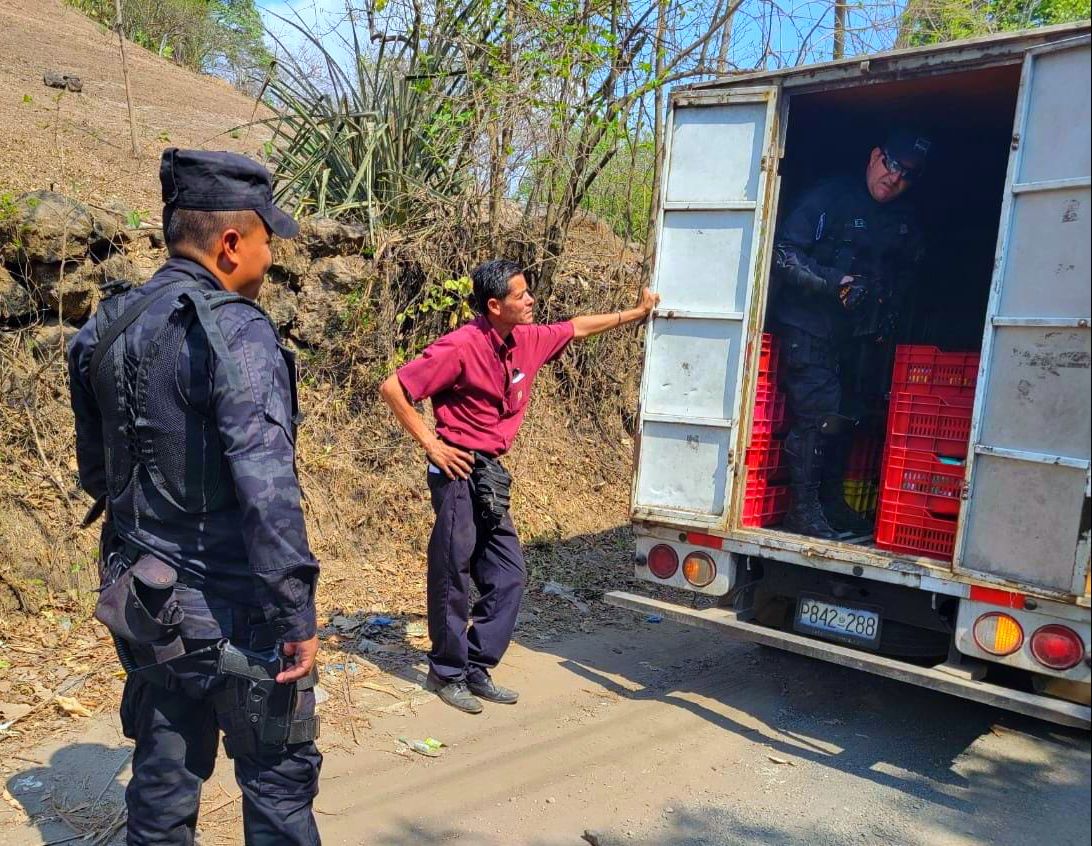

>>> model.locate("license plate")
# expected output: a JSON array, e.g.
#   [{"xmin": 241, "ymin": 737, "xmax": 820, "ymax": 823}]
[{"xmin": 794, "ymin": 594, "xmax": 882, "ymax": 650}]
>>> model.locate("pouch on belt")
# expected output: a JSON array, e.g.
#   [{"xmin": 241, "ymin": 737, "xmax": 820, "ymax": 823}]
[{"xmin": 94, "ymin": 553, "xmax": 186, "ymax": 663}]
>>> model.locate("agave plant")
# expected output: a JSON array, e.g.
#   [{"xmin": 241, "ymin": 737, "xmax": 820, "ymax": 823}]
[{"xmin": 258, "ymin": 2, "xmax": 506, "ymax": 236}]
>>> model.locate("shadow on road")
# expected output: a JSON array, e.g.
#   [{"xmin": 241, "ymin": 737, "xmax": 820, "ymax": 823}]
[{"xmin": 5, "ymin": 742, "xmax": 129, "ymax": 846}]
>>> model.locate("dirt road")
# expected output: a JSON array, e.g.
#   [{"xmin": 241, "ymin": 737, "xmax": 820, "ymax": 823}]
[{"xmin": 4, "ymin": 619, "xmax": 1090, "ymax": 845}]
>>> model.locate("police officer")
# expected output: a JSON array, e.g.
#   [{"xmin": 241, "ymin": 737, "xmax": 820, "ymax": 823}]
[
  {"xmin": 68, "ymin": 150, "xmax": 322, "ymax": 844},
  {"xmin": 380, "ymin": 260, "xmax": 658, "ymax": 713},
  {"xmin": 770, "ymin": 129, "xmax": 930, "ymax": 539}
]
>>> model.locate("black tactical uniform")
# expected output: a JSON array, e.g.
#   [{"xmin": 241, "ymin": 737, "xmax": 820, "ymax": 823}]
[
  {"xmin": 770, "ymin": 132, "xmax": 929, "ymax": 538},
  {"xmin": 68, "ymin": 150, "xmax": 322, "ymax": 845}
]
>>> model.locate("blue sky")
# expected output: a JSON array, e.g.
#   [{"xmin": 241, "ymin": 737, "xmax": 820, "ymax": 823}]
[{"xmin": 257, "ymin": 0, "xmax": 907, "ymax": 78}]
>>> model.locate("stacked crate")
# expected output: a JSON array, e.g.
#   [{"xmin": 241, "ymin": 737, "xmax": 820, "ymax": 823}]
[
  {"xmin": 743, "ymin": 334, "xmax": 791, "ymax": 526},
  {"xmin": 875, "ymin": 346, "xmax": 979, "ymax": 561},
  {"xmin": 843, "ymin": 429, "xmax": 884, "ymax": 518}
]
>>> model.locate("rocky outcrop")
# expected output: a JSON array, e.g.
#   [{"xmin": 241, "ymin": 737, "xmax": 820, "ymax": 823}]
[
  {"xmin": 0, "ymin": 265, "xmax": 34, "ymax": 321},
  {"xmin": 1, "ymin": 192, "xmax": 379, "ymax": 348},
  {"xmin": 296, "ymin": 217, "xmax": 369, "ymax": 257},
  {"xmin": 1, "ymin": 191, "xmax": 95, "ymax": 264}
]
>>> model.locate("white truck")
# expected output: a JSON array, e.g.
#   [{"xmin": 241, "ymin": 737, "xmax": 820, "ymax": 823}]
[{"xmin": 607, "ymin": 22, "xmax": 1092, "ymax": 728}]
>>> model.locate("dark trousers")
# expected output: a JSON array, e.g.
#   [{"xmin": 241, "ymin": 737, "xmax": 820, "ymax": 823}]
[
  {"xmin": 120, "ymin": 639, "xmax": 321, "ymax": 845},
  {"xmin": 426, "ymin": 470, "xmax": 526, "ymax": 682},
  {"xmin": 778, "ymin": 325, "xmax": 848, "ymax": 488}
]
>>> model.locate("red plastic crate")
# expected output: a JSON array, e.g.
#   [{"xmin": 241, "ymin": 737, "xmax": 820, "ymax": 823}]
[
  {"xmin": 881, "ymin": 446, "xmax": 965, "ymax": 517},
  {"xmin": 886, "ymin": 392, "xmax": 974, "ymax": 458},
  {"xmin": 846, "ymin": 431, "xmax": 885, "ymax": 481},
  {"xmin": 752, "ymin": 385, "xmax": 787, "ymax": 434},
  {"xmin": 758, "ymin": 332, "xmax": 780, "ymax": 379},
  {"xmin": 892, "ymin": 345, "xmax": 980, "ymax": 399},
  {"xmin": 875, "ymin": 501, "xmax": 958, "ymax": 561},
  {"xmin": 745, "ymin": 433, "xmax": 787, "ymax": 480},
  {"xmin": 742, "ymin": 478, "xmax": 791, "ymax": 527}
]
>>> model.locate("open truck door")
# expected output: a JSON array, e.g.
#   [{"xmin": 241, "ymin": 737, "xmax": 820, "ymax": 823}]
[
  {"xmin": 955, "ymin": 35, "xmax": 1092, "ymax": 599},
  {"xmin": 632, "ymin": 86, "xmax": 780, "ymax": 529}
]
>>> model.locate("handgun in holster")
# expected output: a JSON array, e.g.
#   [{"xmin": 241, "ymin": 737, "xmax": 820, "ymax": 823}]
[{"xmin": 218, "ymin": 641, "xmax": 295, "ymax": 747}]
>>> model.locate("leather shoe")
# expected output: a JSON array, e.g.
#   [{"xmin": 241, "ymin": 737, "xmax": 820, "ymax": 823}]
[
  {"xmin": 467, "ymin": 672, "xmax": 519, "ymax": 704},
  {"xmin": 425, "ymin": 672, "xmax": 483, "ymax": 714}
]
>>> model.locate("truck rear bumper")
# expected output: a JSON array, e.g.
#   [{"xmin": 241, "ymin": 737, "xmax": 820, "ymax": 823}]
[{"xmin": 605, "ymin": 591, "xmax": 1092, "ymax": 730}]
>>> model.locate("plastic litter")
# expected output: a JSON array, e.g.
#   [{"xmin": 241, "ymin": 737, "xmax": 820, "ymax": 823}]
[
  {"xmin": 646, "ymin": 614, "xmax": 664, "ymax": 623},
  {"xmin": 543, "ymin": 581, "xmax": 590, "ymax": 614},
  {"xmin": 399, "ymin": 736, "xmax": 442, "ymax": 757}
]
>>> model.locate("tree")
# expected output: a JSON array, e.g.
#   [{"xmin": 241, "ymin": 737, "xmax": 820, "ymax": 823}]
[
  {"xmin": 66, "ymin": 0, "xmax": 271, "ymax": 91},
  {"xmin": 898, "ymin": 0, "xmax": 1091, "ymax": 46}
]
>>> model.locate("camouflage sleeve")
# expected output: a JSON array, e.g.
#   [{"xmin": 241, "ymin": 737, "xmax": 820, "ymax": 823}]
[
  {"xmin": 773, "ymin": 181, "xmax": 846, "ymax": 295},
  {"xmin": 212, "ymin": 312, "xmax": 319, "ymax": 642},
  {"xmin": 67, "ymin": 317, "xmax": 107, "ymax": 500}
]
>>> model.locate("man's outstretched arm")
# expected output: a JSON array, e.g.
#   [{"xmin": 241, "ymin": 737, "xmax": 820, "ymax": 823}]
[{"xmin": 570, "ymin": 287, "xmax": 659, "ymax": 340}]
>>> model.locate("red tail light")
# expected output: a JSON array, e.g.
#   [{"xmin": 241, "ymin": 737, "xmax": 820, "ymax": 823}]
[
  {"xmin": 647, "ymin": 544, "xmax": 679, "ymax": 580},
  {"xmin": 1029, "ymin": 625, "xmax": 1084, "ymax": 670}
]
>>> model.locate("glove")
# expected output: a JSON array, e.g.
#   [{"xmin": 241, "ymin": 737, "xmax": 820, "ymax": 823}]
[{"xmin": 837, "ymin": 277, "xmax": 869, "ymax": 310}]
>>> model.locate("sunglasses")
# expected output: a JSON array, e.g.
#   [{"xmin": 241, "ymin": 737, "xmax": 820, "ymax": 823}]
[{"xmin": 881, "ymin": 149, "xmax": 918, "ymax": 181}]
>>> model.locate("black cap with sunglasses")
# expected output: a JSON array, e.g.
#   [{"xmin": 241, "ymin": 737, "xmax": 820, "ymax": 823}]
[{"xmin": 881, "ymin": 129, "xmax": 932, "ymax": 180}]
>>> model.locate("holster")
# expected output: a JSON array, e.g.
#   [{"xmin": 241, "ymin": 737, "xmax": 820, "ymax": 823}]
[
  {"xmin": 470, "ymin": 453, "xmax": 512, "ymax": 530},
  {"xmin": 94, "ymin": 551, "xmax": 185, "ymax": 664},
  {"xmin": 218, "ymin": 642, "xmax": 320, "ymax": 750}
]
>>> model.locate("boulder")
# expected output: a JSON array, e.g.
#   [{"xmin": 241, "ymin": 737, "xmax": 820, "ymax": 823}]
[
  {"xmin": 26, "ymin": 261, "xmax": 98, "ymax": 320},
  {"xmin": 290, "ymin": 255, "xmax": 377, "ymax": 345},
  {"xmin": 297, "ymin": 217, "xmax": 369, "ymax": 258},
  {"xmin": 308, "ymin": 255, "xmax": 375, "ymax": 295},
  {"xmin": 2, "ymin": 191, "xmax": 93, "ymax": 263},
  {"xmin": 269, "ymin": 237, "xmax": 309, "ymax": 282},
  {"xmin": 259, "ymin": 273, "xmax": 299, "ymax": 330},
  {"xmin": 28, "ymin": 318, "xmax": 80, "ymax": 355},
  {"xmin": 89, "ymin": 200, "xmax": 136, "ymax": 247},
  {"xmin": 0, "ymin": 265, "xmax": 35, "ymax": 321},
  {"xmin": 292, "ymin": 283, "xmax": 341, "ymax": 346},
  {"xmin": 82, "ymin": 253, "xmax": 140, "ymax": 288}
]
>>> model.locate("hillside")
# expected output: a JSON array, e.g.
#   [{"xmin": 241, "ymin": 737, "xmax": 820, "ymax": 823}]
[{"xmin": 0, "ymin": 0, "xmax": 268, "ymax": 213}]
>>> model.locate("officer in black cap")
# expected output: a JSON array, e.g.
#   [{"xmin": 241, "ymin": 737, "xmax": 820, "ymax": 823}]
[
  {"xmin": 68, "ymin": 149, "xmax": 322, "ymax": 845},
  {"xmin": 770, "ymin": 129, "xmax": 930, "ymax": 539}
]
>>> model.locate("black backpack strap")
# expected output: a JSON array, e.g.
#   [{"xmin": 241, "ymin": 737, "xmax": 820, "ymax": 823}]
[
  {"xmin": 89, "ymin": 279, "xmax": 203, "ymax": 385},
  {"xmin": 177, "ymin": 290, "xmax": 261, "ymax": 394}
]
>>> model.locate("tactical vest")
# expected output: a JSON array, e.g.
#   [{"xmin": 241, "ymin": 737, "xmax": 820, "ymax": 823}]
[{"xmin": 88, "ymin": 274, "xmax": 279, "ymax": 519}]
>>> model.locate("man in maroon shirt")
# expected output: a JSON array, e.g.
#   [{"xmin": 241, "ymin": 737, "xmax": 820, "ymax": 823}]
[{"xmin": 380, "ymin": 259, "xmax": 658, "ymax": 712}]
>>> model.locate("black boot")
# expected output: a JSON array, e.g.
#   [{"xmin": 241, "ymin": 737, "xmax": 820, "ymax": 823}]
[
  {"xmin": 783, "ymin": 485, "xmax": 840, "ymax": 539},
  {"xmin": 819, "ymin": 479, "xmax": 873, "ymax": 536},
  {"xmin": 782, "ymin": 427, "xmax": 839, "ymax": 539}
]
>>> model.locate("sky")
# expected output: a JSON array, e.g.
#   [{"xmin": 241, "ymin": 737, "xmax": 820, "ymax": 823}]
[{"xmin": 256, "ymin": 0, "xmax": 909, "ymax": 81}]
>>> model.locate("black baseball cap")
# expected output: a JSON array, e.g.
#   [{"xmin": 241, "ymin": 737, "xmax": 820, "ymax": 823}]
[
  {"xmin": 159, "ymin": 148, "xmax": 299, "ymax": 238},
  {"xmin": 882, "ymin": 129, "xmax": 932, "ymax": 179}
]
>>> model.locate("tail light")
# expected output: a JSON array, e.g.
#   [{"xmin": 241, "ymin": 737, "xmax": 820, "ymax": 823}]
[
  {"xmin": 682, "ymin": 551, "xmax": 716, "ymax": 587},
  {"xmin": 972, "ymin": 612, "xmax": 1023, "ymax": 656},
  {"xmin": 1030, "ymin": 625, "xmax": 1084, "ymax": 670},
  {"xmin": 647, "ymin": 544, "xmax": 679, "ymax": 580}
]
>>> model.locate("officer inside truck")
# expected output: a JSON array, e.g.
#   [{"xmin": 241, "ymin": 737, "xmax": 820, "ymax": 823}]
[{"xmin": 770, "ymin": 128, "xmax": 931, "ymax": 540}]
